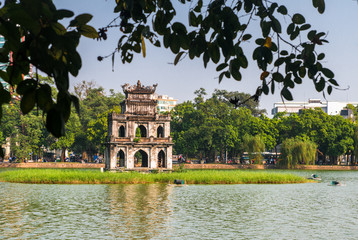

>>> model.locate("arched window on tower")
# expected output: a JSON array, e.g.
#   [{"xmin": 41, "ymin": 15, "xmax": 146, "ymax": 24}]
[
  {"xmin": 136, "ymin": 125, "xmax": 147, "ymax": 137},
  {"xmin": 157, "ymin": 126, "xmax": 164, "ymax": 138},
  {"xmin": 119, "ymin": 126, "xmax": 125, "ymax": 137}
]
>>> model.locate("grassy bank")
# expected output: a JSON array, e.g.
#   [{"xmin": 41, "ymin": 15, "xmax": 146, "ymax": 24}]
[{"xmin": 0, "ymin": 169, "xmax": 311, "ymax": 184}]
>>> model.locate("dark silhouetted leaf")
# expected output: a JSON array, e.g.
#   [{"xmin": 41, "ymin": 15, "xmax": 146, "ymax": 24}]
[
  {"xmin": 216, "ymin": 63, "xmax": 228, "ymax": 71},
  {"xmin": 56, "ymin": 9, "xmax": 74, "ymax": 19},
  {"xmin": 317, "ymin": 53, "xmax": 325, "ymax": 60},
  {"xmin": 277, "ymin": 5, "xmax": 287, "ymax": 15},
  {"xmin": 70, "ymin": 14, "xmax": 93, "ymax": 27},
  {"xmin": 78, "ymin": 25, "xmax": 99, "ymax": 38},
  {"xmin": 242, "ymin": 34, "xmax": 252, "ymax": 41},
  {"xmin": 272, "ymin": 72, "xmax": 284, "ymax": 82},
  {"xmin": 16, "ymin": 79, "xmax": 37, "ymax": 95},
  {"xmin": 281, "ymin": 88, "xmax": 293, "ymax": 100},
  {"xmin": 46, "ymin": 107, "xmax": 65, "ymax": 138},
  {"xmin": 0, "ymin": 88, "xmax": 11, "ymax": 104},
  {"xmin": 328, "ymin": 79, "xmax": 339, "ymax": 86},
  {"xmin": 322, "ymin": 68, "xmax": 334, "ymax": 78},
  {"xmin": 36, "ymin": 84, "xmax": 53, "ymax": 112},
  {"xmin": 174, "ymin": 51, "xmax": 185, "ymax": 65},
  {"xmin": 315, "ymin": 77, "xmax": 325, "ymax": 92},
  {"xmin": 20, "ymin": 91, "xmax": 36, "ymax": 114},
  {"xmin": 292, "ymin": 14, "xmax": 305, "ymax": 24}
]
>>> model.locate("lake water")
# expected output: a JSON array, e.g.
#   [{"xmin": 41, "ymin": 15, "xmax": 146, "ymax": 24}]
[{"xmin": 0, "ymin": 170, "xmax": 357, "ymax": 239}]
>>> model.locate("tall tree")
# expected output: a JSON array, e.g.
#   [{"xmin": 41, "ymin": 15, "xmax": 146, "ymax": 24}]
[
  {"xmin": 0, "ymin": 0, "xmax": 98, "ymax": 137},
  {"xmin": 242, "ymin": 134, "xmax": 265, "ymax": 164},
  {"xmin": 0, "ymin": 0, "xmax": 335, "ymax": 138}
]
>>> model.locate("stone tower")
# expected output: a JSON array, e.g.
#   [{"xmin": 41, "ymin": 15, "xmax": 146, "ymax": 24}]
[{"xmin": 104, "ymin": 81, "xmax": 173, "ymax": 170}]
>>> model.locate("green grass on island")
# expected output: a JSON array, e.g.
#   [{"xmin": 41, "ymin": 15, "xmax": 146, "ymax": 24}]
[{"xmin": 0, "ymin": 169, "xmax": 312, "ymax": 184}]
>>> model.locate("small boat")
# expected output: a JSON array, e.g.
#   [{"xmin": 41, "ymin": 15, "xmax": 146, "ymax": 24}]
[
  {"xmin": 307, "ymin": 174, "xmax": 321, "ymax": 181},
  {"xmin": 174, "ymin": 179, "xmax": 185, "ymax": 184},
  {"xmin": 328, "ymin": 180, "xmax": 346, "ymax": 186}
]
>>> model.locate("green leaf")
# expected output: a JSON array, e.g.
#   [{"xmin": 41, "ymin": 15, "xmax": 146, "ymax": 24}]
[
  {"xmin": 290, "ymin": 28, "xmax": 300, "ymax": 40},
  {"xmin": 78, "ymin": 25, "xmax": 99, "ymax": 38},
  {"xmin": 242, "ymin": 34, "xmax": 252, "ymax": 41},
  {"xmin": 262, "ymin": 80, "xmax": 269, "ymax": 95},
  {"xmin": 299, "ymin": 66, "xmax": 306, "ymax": 78},
  {"xmin": 294, "ymin": 77, "xmax": 302, "ymax": 84},
  {"xmin": 71, "ymin": 95, "xmax": 80, "ymax": 115},
  {"xmin": 36, "ymin": 84, "xmax": 53, "ymax": 112},
  {"xmin": 174, "ymin": 51, "xmax": 185, "ymax": 65},
  {"xmin": 271, "ymin": 18, "xmax": 281, "ymax": 33},
  {"xmin": 0, "ymin": 71, "xmax": 9, "ymax": 83},
  {"xmin": 237, "ymin": 55, "xmax": 248, "ymax": 68},
  {"xmin": 287, "ymin": 23, "xmax": 295, "ymax": 35},
  {"xmin": 57, "ymin": 91, "xmax": 72, "ymax": 122},
  {"xmin": 313, "ymin": 0, "xmax": 325, "ymax": 14},
  {"xmin": 189, "ymin": 11, "xmax": 198, "ymax": 27},
  {"xmin": 16, "ymin": 79, "xmax": 37, "ymax": 95},
  {"xmin": 209, "ymin": 44, "xmax": 220, "ymax": 64},
  {"xmin": 274, "ymin": 57, "xmax": 285, "ymax": 67},
  {"xmin": 56, "ymin": 9, "xmax": 74, "ymax": 20},
  {"xmin": 70, "ymin": 14, "xmax": 93, "ymax": 27},
  {"xmin": 327, "ymin": 85, "xmax": 332, "ymax": 95},
  {"xmin": 322, "ymin": 68, "xmax": 334, "ymax": 78},
  {"xmin": 328, "ymin": 79, "xmax": 339, "ymax": 86},
  {"xmin": 172, "ymin": 22, "xmax": 187, "ymax": 34},
  {"xmin": 271, "ymin": 80, "xmax": 275, "ymax": 94},
  {"xmin": 170, "ymin": 35, "xmax": 180, "ymax": 54},
  {"xmin": 51, "ymin": 22, "xmax": 67, "ymax": 35},
  {"xmin": 46, "ymin": 107, "xmax": 65, "ymax": 138},
  {"xmin": 272, "ymin": 72, "xmax": 284, "ymax": 82},
  {"xmin": 307, "ymin": 30, "xmax": 317, "ymax": 41},
  {"xmin": 218, "ymin": 72, "xmax": 225, "ymax": 83},
  {"xmin": 317, "ymin": 53, "xmax": 325, "ymax": 60},
  {"xmin": 277, "ymin": 5, "xmax": 288, "ymax": 15},
  {"xmin": 203, "ymin": 51, "xmax": 209, "ymax": 68},
  {"xmin": 300, "ymin": 24, "xmax": 311, "ymax": 31},
  {"xmin": 261, "ymin": 21, "xmax": 271, "ymax": 37},
  {"xmin": 20, "ymin": 91, "xmax": 36, "ymax": 114},
  {"xmin": 281, "ymin": 88, "xmax": 293, "ymax": 101},
  {"xmin": 0, "ymin": 88, "xmax": 11, "ymax": 104},
  {"xmin": 292, "ymin": 14, "xmax": 305, "ymax": 25},
  {"xmin": 315, "ymin": 77, "xmax": 325, "ymax": 92},
  {"xmin": 216, "ymin": 63, "xmax": 228, "ymax": 71},
  {"xmin": 231, "ymin": 69, "xmax": 242, "ymax": 81},
  {"xmin": 255, "ymin": 38, "xmax": 265, "ymax": 45},
  {"xmin": 280, "ymin": 50, "xmax": 289, "ymax": 56}
]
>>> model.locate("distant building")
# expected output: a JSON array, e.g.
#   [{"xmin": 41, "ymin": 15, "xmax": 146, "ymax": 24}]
[
  {"xmin": 155, "ymin": 94, "xmax": 177, "ymax": 113},
  {"xmin": 272, "ymin": 99, "xmax": 358, "ymax": 119}
]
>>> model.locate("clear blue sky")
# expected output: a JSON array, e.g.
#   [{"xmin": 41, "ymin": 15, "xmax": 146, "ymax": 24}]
[{"xmin": 53, "ymin": 0, "xmax": 358, "ymax": 116}]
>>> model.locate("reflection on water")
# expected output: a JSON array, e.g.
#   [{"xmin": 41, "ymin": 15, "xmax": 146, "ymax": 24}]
[
  {"xmin": 106, "ymin": 184, "xmax": 174, "ymax": 239},
  {"xmin": 0, "ymin": 171, "xmax": 358, "ymax": 239}
]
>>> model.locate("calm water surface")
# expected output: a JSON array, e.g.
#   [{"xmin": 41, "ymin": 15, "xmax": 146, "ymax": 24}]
[{"xmin": 0, "ymin": 170, "xmax": 358, "ymax": 239}]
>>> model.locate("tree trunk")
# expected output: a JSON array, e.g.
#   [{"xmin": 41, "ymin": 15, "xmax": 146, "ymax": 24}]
[{"xmin": 61, "ymin": 147, "xmax": 66, "ymax": 162}]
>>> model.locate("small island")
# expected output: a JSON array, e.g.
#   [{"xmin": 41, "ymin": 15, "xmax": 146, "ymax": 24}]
[{"xmin": 0, "ymin": 169, "xmax": 311, "ymax": 184}]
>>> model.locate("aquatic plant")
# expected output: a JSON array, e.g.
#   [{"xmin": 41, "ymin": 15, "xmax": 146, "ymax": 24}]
[{"xmin": 0, "ymin": 169, "xmax": 310, "ymax": 184}]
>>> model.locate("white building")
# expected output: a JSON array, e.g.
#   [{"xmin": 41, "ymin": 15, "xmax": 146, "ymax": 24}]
[
  {"xmin": 272, "ymin": 99, "xmax": 358, "ymax": 119},
  {"xmin": 154, "ymin": 94, "xmax": 177, "ymax": 113}
]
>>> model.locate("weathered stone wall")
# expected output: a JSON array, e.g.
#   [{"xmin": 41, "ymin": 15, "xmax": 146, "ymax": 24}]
[
  {"xmin": 1, "ymin": 162, "xmax": 358, "ymax": 170},
  {"xmin": 182, "ymin": 164, "xmax": 358, "ymax": 171},
  {"xmin": 0, "ymin": 163, "xmax": 105, "ymax": 168}
]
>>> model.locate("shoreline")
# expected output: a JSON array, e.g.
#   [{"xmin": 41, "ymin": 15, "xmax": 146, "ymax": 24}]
[{"xmin": 1, "ymin": 162, "xmax": 357, "ymax": 171}]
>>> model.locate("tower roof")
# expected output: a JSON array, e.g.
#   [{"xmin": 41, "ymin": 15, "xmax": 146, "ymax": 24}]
[{"xmin": 122, "ymin": 80, "xmax": 158, "ymax": 94}]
